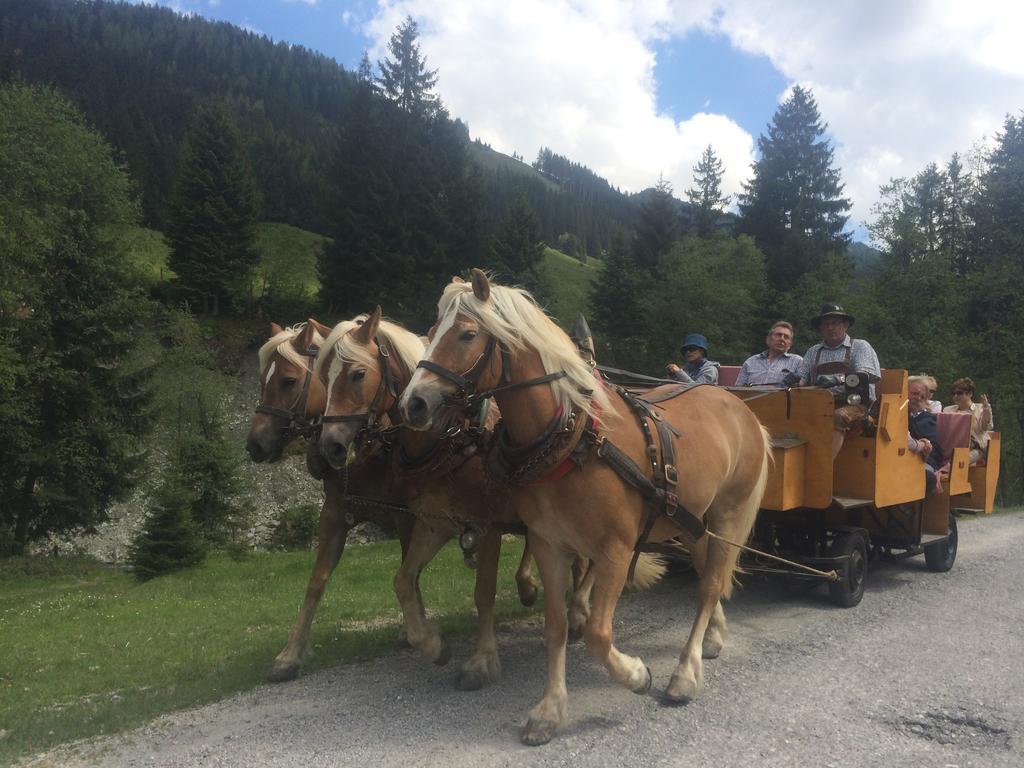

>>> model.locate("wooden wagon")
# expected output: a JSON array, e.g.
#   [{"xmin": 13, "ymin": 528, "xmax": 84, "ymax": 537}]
[{"xmin": 720, "ymin": 367, "xmax": 1001, "ymax": 607}]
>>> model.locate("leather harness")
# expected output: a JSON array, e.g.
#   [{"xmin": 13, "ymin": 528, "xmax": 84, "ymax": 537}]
[{"xmin": 414, "ymin": 335, "xmax": 710, "ymax": 574}]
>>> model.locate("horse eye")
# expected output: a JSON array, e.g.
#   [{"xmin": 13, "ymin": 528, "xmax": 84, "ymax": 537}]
[
  {"xmin": 281, "ymin": 377, "xmax": 298, "ymax": 388},
  {"xmin": 352, "ymin": 370, "xmax": 366, "ymax": 382},
  {"xmin": 459, "ymin": 330, "xmax": 477, "ymax": 342}
]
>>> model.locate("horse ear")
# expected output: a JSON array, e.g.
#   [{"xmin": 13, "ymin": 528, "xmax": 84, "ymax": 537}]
[
  {"xmin": 296, "ymin": 321, "xmax": 318, "ymax": 350},
  {"xmin": 452, "ymin": 275, "xmax": 466, "ymax": 284},
  {"xmin": 308, "ymin": 318, "xmax": 332, "ymax": 337},
  {"xmin": 470, "ymin": 269, "xmax": 491, "ymax": 302},
  {"xmin": 270, "ymin": 322, "xmax": 284, "ymax": 335},
  {"xmin": 353, "ymin": 305, "xmax": 382, "ymax": 344}
]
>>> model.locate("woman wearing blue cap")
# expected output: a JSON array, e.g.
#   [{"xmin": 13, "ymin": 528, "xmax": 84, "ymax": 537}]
[{"xmin": 665, "ymin": 333, "xmax": 720, "ymax": 384}]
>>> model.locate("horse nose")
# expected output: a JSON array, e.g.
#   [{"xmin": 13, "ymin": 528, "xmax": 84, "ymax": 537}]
[
  {"xmin": 246, "ymin": 437, "xmax": 265, "ymax": 462},
  {"xmin": 320, "ymin": 437, "xmax": 348, "ymax": 469},
  {"xmin": 405, "ymin": 395, "xmax": 428, "ymax": 428}
]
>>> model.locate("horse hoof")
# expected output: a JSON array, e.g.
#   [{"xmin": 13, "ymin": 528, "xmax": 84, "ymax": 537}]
[
  {"xmin": 268, "ymin": 662, "xmax": 300, "ymax": 683},
  {"xmin": 522, "ymin": 718, "xmax": 557, "ymax": 746},
  {"xmin": 517, "ymin": 582, "xmax": 538, "ymax": 607},
  {"xmin": 702, "ymin": 638, "xmax": 723, "ymax": 659},
  {"xmin": 663, "ymin": 672, "xmax": 699, "ymax": 705},
  {"xmin": 632, "ymin": 666, "xmax": 653, "ymax": 695},
  {"xmin": 433, "ymin": 641, "xmax": 452, "ymax": 667}
]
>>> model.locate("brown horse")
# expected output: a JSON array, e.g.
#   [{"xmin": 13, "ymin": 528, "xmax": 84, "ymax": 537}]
[
  {"xmin": 316, "ymin": 307, "xmax": 589, "ymax": 689},
  {"xmin": 247, "ymin": 319, "xmax": 415, "ymax": 682},
  {"xmin": 400, "ymin": 271, "xmax": 770, "ymax": 745},
  {"xmin": 247, "ymin": 318, "xmax": 541, "ymax": 683}
]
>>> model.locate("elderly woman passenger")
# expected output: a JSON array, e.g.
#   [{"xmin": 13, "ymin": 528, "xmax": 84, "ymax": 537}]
[{"xmin": 942, "ymin": 377, "xmax": 993, "ymax": 465}]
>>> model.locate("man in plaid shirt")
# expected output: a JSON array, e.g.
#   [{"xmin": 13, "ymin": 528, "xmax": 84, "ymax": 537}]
[{"xmin": 795, "ymin": 302, "xmax": 881, "ymax": 459}]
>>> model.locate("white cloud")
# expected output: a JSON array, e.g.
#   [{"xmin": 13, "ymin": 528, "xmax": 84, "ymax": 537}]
[
  {"xmin": 682, "ymin": 1, "xmax": 1024, "ymax": 226},
  {"xmin": 364, "ymin": 0, "xmax": 750, "ymax": 201},
  {"xmin": 361, "ymin": 1, "xmax": 1024, "ymax": 229}
]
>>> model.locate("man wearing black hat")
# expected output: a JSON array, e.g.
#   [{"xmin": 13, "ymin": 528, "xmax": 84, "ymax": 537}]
[
  {"xmin": 666, "ymin": 333, "xmax": 720, "ymax": 384},
  {"xmin": 795, "ymin": 302, "xmax": 881, "ymax": 459}
]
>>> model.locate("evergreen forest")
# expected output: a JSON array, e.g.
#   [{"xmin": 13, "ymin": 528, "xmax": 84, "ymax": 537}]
[{"xmin": 2, "ymin": 0, "xmax": 1023, "ymax": 557}]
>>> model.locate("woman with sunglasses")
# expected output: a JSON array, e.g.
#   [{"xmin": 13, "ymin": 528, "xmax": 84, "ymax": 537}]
[{"xmin": 942, "ymin": 377, "xmax": 993, "ymax": 464}]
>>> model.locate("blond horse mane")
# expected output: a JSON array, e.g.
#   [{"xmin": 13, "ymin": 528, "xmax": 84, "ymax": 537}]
[
  {"xmin": 435, "ymin": 280, "xmax": 614, "ymax": 422},
  {"xmin": 315, "ymin": 318, "xmax": 425, "ymax": 388},
  {"xmin": 257, "ymin": 323, "xmax": 325, "ymax": 378}
]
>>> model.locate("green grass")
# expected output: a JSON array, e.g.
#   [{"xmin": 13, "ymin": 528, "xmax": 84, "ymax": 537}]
[
  {"xmin": 536, "ymin": 247, "xmax": 603, "ymax": 328},
  {"xmin": 252, "ymin": 221, "xmax": 330, "ymax": 302},
  {"xmin": 113, "ymin": 226, "xmax": 173, "ymax": 286},
  {"xmin": 0, "ymin": 539, "xmax": 536, "ymax": 763}
]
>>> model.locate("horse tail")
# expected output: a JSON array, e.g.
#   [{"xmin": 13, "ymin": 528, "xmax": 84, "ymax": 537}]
[
  {"xmin": 626, "ymin": 553, "xmax": 667, "ymax": 591},
  {"xmin": 720, "ymin": 423, "xmax": 772, "ymax": 599}
]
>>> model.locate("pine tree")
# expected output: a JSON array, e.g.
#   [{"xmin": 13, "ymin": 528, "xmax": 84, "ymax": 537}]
[
  {"xmin": 966, "ymin": 113, "xmax": 1024, "ymax": 500},
  {"xmin": 0, "ymin": 83, "xmax": 155, "ymax": 554},
  {"xmin": 491, "ymin": 195, "xmax": 545, "ymax": 289},
  {"xmin": 589, "ymin": 233, "xmax": 650, "ymax": 368},
  {"xmin": 634, "ymin": 175, "xmax": 681, "ymax": 271},
  {"xmin": 129, "ymin": 475, "xmax": 207, "ymax": 581},
  {"xmin": 376, "ymin": 15, "xmax": 439, "ymax": 117},
  {"xmin": 687, "ymin": 145, "xmax": 730, "ymax": 237},
  {"xmin": 166, "ymin": 100, "xmax": 261, "ymax": 314},
  {"xmin": 941, "ymin": 154, "xmax": 974, "ymax": 276},
  {"xmin": 738, "ymin": 86, "xmax": 851, "ymax": 289}
]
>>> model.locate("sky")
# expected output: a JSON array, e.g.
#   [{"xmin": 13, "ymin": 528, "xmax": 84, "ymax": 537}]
[{"xmin": 140, "ymin": 0, "xmax": 1024, "ymax": 237}]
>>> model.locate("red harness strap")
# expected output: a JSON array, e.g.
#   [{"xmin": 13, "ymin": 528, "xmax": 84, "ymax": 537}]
[{"xmin": 535, "ymin": 370, "xmax": 605, "ymax": 484}]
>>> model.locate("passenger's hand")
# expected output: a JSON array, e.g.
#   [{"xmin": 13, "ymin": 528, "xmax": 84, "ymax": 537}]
[
  {"xmin": 666, "ymin": 363, "xmax": 680, "ymax": 375},
  {"xmin": 815, "ymin": 374, "xmax": 840, "ymax": 388},
  {"xmin": 781, "ymin": 371, "xmax": 802, "ymax": 388},
  {"xmin": 980, "ymin": 393, "xmax": 990, "ymax": 407},
  {"xmin": 919, "ymin": 438, "xmax": 932, "ymax": 458}
]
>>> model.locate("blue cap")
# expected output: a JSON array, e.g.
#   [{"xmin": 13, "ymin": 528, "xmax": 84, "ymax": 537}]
[{"xmin": 680, "ymin": 333, "xmax": 708, "ymax": 354}]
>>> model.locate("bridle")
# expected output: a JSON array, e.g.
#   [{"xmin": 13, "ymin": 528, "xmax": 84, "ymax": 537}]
[
  {"xmin": 415, "ymin": 332, "xmax": 570, "ymax": 412},
  {"xmin": 319, "ymin": 335, "xmax": 405, "ymax": 454},
  {"xmin": 254, "ymin": 345, "xmax": 321, "ymax": 441}
]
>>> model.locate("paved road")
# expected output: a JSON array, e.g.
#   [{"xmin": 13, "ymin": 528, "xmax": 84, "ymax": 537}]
[{"xmin": 29, "ymin": 512, "xmax": 1024, "ymax": 768}]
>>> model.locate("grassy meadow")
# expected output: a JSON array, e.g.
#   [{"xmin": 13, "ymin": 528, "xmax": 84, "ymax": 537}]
[
  {"xmin": 0, "ymin": 539, "xmax": 538, "ymax": 763},
  {"xmin": 536, "ymin": 247, "xmax": 603, "ymax": 327}
]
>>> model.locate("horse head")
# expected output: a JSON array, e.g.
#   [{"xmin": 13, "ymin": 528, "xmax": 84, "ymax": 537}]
[
  {"xmin": 246, "ymin": 319, "xmax": 330, "ymax": 463},
  {"xmin": 400, "ymin": 270, "xmax": 505, "ymax": 430},
  {"xmin": 318, "ymin": 306, "xmax": 424, "ymax": 469}
]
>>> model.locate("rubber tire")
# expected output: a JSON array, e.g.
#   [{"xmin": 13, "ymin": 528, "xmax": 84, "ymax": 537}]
[
  {"xmin": 828, "ymin": 531, "xmax": 868, "ymax": 608},
  {"xmin": 924, "ymin": 513, "xmax": 958, "ymax": 572}
]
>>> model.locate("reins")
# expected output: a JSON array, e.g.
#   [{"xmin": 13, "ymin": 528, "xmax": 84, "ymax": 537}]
[{"xmin": 416, "ymin": 335, "xmax": 570, "ymax": 411}]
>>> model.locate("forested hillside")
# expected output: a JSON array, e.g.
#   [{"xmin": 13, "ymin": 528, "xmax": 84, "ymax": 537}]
[
  {"xmin": 0, "ymin": 0, "xmax": 642, "ymax": 252},
  {"xmin": 2, "ymin": 0, "xmax": 1022, "ymax": 562}
]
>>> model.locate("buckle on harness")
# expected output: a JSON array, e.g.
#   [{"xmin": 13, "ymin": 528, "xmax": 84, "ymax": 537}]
[{"xmin": 664, "ymin": 464, "xmax": 679, "ymax": 485}]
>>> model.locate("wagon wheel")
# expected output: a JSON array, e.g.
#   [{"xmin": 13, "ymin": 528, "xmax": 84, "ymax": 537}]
[
  {"xmin": 924, "ymin": 513, "xmax": 958, "ymax": 572},
  {"xmin": 828, "ymin": 531, "xmax": 867, "ymax": 608}
]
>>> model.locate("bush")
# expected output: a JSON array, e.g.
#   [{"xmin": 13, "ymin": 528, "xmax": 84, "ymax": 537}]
[
  {"xmin": 270, "ymin": 504, "xmax": 320, "ymax": 551},
  {"xmin": 128, "ymin": 477, "xmax": 207, "ymax": 580}
]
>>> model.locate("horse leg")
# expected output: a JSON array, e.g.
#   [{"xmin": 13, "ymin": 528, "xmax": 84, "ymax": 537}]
[
  {"xmin": 688, "ymin": 536, "xmax": 728, "ymax": 659},
  {"xmin": 666, "ymin": 523, "xmax": 743, "ymax": 703},
  {"xmin": 567, "ymin": 559, "xmax": 594, "ymax": 642},
  {"xmin": 457, "ymin": 528, "xmax": 503, "ymax": 690},
  {"xmin": 581, "ymin": 551, "xmax": 652, "ymax": 694},
  {"xmin": 393, "ymin": 518, "xmax": 452, "ymax": 666},
  {"xmin": 270, "ymin": 493, "xmax": 350, "ymax": 682},
  {"xmin": 393, "ymin": 513, "xmax": 415, "ymax": 649},
  {"xmin": 515, "ymin": 538, "xmax": 539, "ymax": 607},
  {"xmin": 522, "ymin": 532, "xmax": 574, "ymax": 747}
]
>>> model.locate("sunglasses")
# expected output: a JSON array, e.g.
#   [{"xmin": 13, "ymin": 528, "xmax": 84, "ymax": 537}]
[
  {"xmin": 682, "ymin": 347, "xmax": 700, "ymax": 353},
  {"xmin": 951, "ymin": 390, "xmax": 969, "ymax": 396}
]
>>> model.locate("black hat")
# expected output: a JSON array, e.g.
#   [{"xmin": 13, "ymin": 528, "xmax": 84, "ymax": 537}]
[{"xmin": 811, "ymin": 302, "xmax": 855, "ymax": 330}]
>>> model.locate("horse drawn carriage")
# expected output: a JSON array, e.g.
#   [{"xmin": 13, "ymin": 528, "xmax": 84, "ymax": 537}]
[
  {"xmin": 248, "ymin": 269, "xmax": 1001, "ymax": 744},
  {"xmin": 713, "ymin": 365, "xmax": 1002, "ymax": 607}
]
